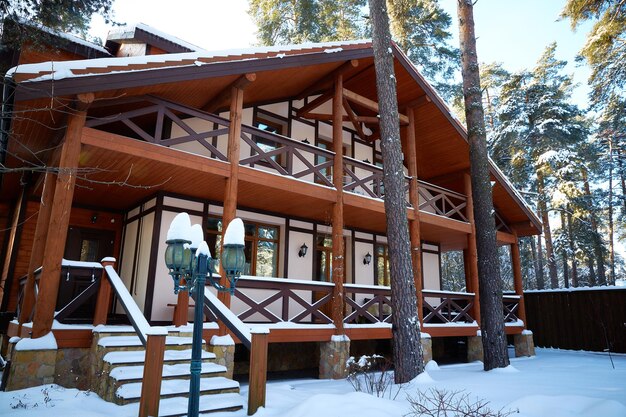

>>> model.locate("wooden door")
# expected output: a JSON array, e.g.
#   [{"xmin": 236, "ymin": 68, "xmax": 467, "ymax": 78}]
[{"xmin": 56, "ymin": 227, "xmax": 115, "ymax": 320}]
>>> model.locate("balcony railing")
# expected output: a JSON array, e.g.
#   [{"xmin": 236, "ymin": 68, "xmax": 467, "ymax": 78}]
[{"xmin": 87, "ymin": 95, "xmax": 470, "ymax": 222}]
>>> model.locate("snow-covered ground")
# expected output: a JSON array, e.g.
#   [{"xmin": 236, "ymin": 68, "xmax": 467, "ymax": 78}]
[{"xmin": 0, "ymin": 348, "xmax": 624, "ymax": 417}]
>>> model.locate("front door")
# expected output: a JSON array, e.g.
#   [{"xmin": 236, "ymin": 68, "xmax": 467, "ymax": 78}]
[{"xmin": 57, "ymin": 227, "xmax": 115, "ymax": 320}]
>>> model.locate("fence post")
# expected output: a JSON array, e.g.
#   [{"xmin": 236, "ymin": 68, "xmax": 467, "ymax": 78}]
[
  {"xmin": 93, "ymin": 257, "xmax": 115, "ymax": 326},
  {"xmin": 248, "ymin": 329, "xmax": 269, "ymax": 415},
  {"xmin": 138, "ymin": 329, "xmax": 167, "ymax": 417}
]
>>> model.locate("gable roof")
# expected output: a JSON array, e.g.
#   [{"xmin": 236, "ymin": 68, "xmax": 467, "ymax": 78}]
[
  {"xmin": 105, "ymin": 23, "xmax": 206, "ymax": 54},
  {"xmin": 4, "ymin": 38, "xmax": 541, "ymax": 236}
]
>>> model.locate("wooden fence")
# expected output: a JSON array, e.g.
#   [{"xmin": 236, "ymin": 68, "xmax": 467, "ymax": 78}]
[{"xmin": 524, "ymin": 288, "xmax": 626, "ymax": 353}]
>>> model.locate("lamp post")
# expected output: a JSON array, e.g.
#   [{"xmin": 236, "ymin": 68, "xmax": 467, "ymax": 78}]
[{"xmin": 165, "ymin": 214, "xmax": 245, "ymax": 417}]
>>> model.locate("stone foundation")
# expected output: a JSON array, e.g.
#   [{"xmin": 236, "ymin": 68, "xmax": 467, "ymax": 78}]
[
  {"xmin": 211, "ymin": 341, "xmax": 235, "ymax": 379},
  {"xmin": 55, "ymin": 348, "xmax": 91, "ymax": 390},
  {"xmin": 319, "ymin": 335, "xmax": 350, "ymax": 379},
  {"xmin": 421, "ymin": 333, "xmax": 432, "ymax": 364},
  {"xmin": 514, "ymin": 331, "xmax": 535, "ymax": 357},
  {"xmin": 5, "ymin": 345, "xmax": 57, "ymax": 391},
  {"xmin": 467, "ymin": 335, "xmax": 484, "ymax": 362}
]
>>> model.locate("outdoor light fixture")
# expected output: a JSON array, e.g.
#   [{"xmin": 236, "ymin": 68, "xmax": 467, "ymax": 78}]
[
  {"xmin": 91, "ymin": 213, "xmax": 98, "ymax": 224},
  {"xmin": 164, "ymin": 213, "xmax": 246, "ymax": 417},
  {"xmin": 298, "ymin": 243, "xmax": 308, "ymax": 257},
  {"xmin": 363, "ymin": 252, "xmax": 372, "ymax": 265},
  {"xmin": 302, "ymin": 138, "xmax": 310, "ymax": 144}
]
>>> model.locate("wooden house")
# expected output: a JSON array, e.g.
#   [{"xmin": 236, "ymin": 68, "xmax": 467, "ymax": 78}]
[{"xmin": 0, "ymin": 22, "xmax": 540, "ymax": 413}]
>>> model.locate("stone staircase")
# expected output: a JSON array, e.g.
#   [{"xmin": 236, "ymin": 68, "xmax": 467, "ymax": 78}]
[{"xmin": 90, "ymin": 326, "xmax": 243, "ymax": 415}]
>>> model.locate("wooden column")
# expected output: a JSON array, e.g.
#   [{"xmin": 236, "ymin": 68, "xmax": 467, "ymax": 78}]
[
  {"xmin": 247, "ymin": 331, "xmax": 269, "ymax": 415},
  {"xmin": 463, "ymin": 173, "xmax": 481, "ymax": 325},
  {"xmin": 138, "ymin": 332, "xmax": 166, "ymax": 417},
  {"xmin": 218, "ymin": 86, "xmax": 244, "ymax": 335},
  {"xmin": 173, "ymin": 288, "xmax": 189, "ymax": 327},
  {"xmin": 93, "ymin": 258, "xmax": 115, "ymax": 326},
  {"xmin": 331, "ymin": 74, "xmax": 345, "ymax": 334},
  {"xmin": 511, "ymin": 232, "xmax": 527, "ymax": 325},
  {"xmin": 31, "ymin": 94, "xmax": 92, "ymax": 338},
  {"xmin": 406, "ymin": 107, "xmax": 424, "ymax": 325},
  {"xmin": 18, "ymin": 172, "xmax": 56, "ymax": 329},
  {"xmin": 0, "ymin": 176, "xmax": 29, "ymax": 312}
]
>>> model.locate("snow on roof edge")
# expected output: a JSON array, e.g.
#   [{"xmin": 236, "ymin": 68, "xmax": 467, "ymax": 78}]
[
  {"xmin": 9, "ymin": 38, "xmax": 372, "ymax": 79},
  {"xmin": 18, "ymin": 18, "xmax": 110, "ymax": 55}
]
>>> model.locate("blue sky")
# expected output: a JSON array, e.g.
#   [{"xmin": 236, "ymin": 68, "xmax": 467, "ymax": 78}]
[{"xmin": 90, "ymin": 0, "xmax": 594, "ymax": 107}]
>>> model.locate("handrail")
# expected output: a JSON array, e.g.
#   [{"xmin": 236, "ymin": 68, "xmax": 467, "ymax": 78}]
[
  {"xmin": 200, "ymin": 290, "xmax": 253, "ymax": 350},
  {"xmin": 104, "ymin": 265, "xmax": 151, "ymax": 345}
]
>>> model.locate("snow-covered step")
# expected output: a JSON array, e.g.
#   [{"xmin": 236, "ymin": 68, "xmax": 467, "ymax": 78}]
[
  {"xmin": 109, "ymin": 362, "xmax": 227, "ymax": 382},
  {"xmin": 103, "ymin": 348, "xmax": 215, "ymax": 366},
  {"xmin": 98, "ymin": 335, "xmax": 196, "ymax": 348},
  {"xmin": 115, "ymin": 376, "xmax": 240, "ymax": 405},
  {"xmin": 126, "ymin": 392, "xmax": 244, "ymax": 417}
]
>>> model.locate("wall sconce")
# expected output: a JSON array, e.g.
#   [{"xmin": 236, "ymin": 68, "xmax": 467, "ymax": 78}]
[
  {"xmin": 363, "ymin": 158, "xmax": 371, "ymax": 164},
  {"xmin": 298, "ymin": 243, "xmax": 308, "ymax": 258},
  {"xmin": 363, "ymin": 252, "xmax": 372, "ymax": 265},
  {"xmin": 302, "ymin": 138, "xmax": 310, "ymax": 144},
  {"xmin": 91, "ymin": 213, "xmax": 98, "ymax": 224}
]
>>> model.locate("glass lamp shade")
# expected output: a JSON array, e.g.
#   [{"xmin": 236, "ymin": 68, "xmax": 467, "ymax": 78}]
[
  {"xmin": 221, "ymin": 243, "xmax": 246, "ymax": 278},
  {"xmin": 165, "ymin": 238, "xmax": 191, "ymax": 272}
]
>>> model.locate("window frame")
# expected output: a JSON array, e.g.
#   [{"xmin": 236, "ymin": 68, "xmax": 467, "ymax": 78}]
[{"xmin": 252, "ymin": 109, "xmax": 289, "ymax": 169}]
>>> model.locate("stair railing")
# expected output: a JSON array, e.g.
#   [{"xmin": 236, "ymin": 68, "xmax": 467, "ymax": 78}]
[
  {"xmin": 96, "ymin": 258, "xmax": 166, "ymax": 417},
  {"xmin": 200, "ymin": 290, "xmax": 268, "ymax": 415}
]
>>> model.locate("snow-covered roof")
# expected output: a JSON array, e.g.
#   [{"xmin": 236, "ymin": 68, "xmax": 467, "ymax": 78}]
[
  {"xmin": 16, "ymin": 18, "xmax": 110, "ymax": 56},
  {"xmin": 8, "ymin": 39, "xmax": 371, "ymax": 82},
  {"xmin": 107, "ymin": 23, "xmax": 207, "ymax": 53}
]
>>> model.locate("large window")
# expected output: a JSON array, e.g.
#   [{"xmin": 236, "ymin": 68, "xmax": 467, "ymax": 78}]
[
  {"xmin": 252, "ymin": 110, "xmax": 288, "ymax": 168},
  {"xmin": 206, "ymin": 217, "xmax": 280, "ymax": 277},
  {"xmin": 375, "ymin": 243, "xmax": 391, "ymax": 286}
]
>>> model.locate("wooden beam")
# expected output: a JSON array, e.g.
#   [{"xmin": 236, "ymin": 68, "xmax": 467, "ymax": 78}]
[
  {"xmin": 31, "ymin": 95, "xmax": 92, "ymax": 338},
  {"xmin": 218, "ymin": 86, "xmax": 245, "ymax": 332},
  {"xmin": 343, "ymin": 88, "xmax": 409, "ymax": 124},
  {"xmin": 511, "ymin": 232, "xmax": 527, "ymax": 325},
  {"xmin": 463, "ymin": 173, "xmax": 481, "ymax": 326},
  {"xmin": 297, "ymin": 112, "xmax": 380, "ymax": 124},
  {"xmin": 247, "ymin": 331, "xmax": 268, "ymax": 415},
  {"xmin": 342, "ymin": 98, "xmax": 369, "ymax": 140},
  {"xmin": 405, "ymin": 94, "xmax": 431, "ymax": 110},
  {"xmin": 93, "ymin": 258, "xmax": 115, "ymax": 326},
  {"xmin": 296, "ymin": 90, "xmax": 333, "ymax": 117},
  {"xmin": 202, "ymin": 73, "xmax": 256, "ymax": 113},
  {"xmin": 297, "ymin": 59, "xmax": 359, "ymax": 100},
  {"xmin": 331, "ymin": 73, "xmax": 345, "ymax": 335},
  {"xmin": 406, "ymin": 108, "xmax": 424, "ymax": 325},
  {"xmin": 18, "ymin": 172, "xmax": 56, "ymax": 329}
]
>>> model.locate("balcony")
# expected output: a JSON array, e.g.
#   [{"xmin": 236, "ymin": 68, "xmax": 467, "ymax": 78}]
[{"xmin": 86, "ymin": 95, "xmax": 469, "ymax": 224}]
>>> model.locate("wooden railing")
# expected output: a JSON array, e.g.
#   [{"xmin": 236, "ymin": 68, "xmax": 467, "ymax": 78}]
[
  {"xmin": 86, "ymin": 95, "xmax": 471, "ymax": 223},
  {"xmin": 422, "ymin": 290, "xmax": 475, "ymax": 324},
  {"xmin": 343, "ymin": 283, "xmax": 392, "ymax": 323},
  {"xmin": 234, "ymin": 276, "xmax": 334, "ymax": 324},
  {"xmin": 239, "ymin": 124, "xmax": 335, "ymax": 187},
  {"xmin": 502, "ymin": 294, "xmax": 521, "ymax": 323},
  {"xmin": 98, "ymin": 260, "xmax": 166, "ymax": 417}
]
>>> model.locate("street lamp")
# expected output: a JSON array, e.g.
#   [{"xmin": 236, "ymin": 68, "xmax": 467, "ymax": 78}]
[{"xmin": 164, "ymin": 213, "xmax": 246, "ymax": 417}]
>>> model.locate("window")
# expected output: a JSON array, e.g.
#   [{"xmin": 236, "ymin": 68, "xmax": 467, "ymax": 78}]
[
  {"xmin": 206, "ymin": 216, "xmax": 280, "ymax": 277},
  {"xmin": 315, "ymin": 138, "xmax": 349, "ymax": 185},
  {"xmin": 375, "ymin": 243, "xmax": 390, "ymax": 286},
  {"xmin": 252, "ymin": 110, "xmax": 288, "ymax": 168}
]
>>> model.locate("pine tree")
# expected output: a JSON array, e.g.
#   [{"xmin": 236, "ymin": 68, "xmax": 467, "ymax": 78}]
[
  {"xmin": 491, "ymin": 43, "xmax": 588, "ymax": 289},
  {"xmin": 368, "ymin": 0, "xmax": 423, "ymax": 383},
  {"xmin": 561, "ymin": 0, "xmax": 626, "ymax": 106},
  {"xmin": 457, "ymin": 0, "xmax": 509, "ymax": 371}
]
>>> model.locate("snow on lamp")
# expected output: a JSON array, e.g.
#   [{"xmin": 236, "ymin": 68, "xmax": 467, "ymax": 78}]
[
  {"xmin": 165, "ymin": 212, "xmax": 193, "ymax": 294},
  {"xmin": 218, "ymin": 218, "xmax": 246, "ymax": 294}
]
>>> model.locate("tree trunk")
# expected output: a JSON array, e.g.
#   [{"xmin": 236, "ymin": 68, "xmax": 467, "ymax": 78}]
[
  {"xmin": 618, "ymin": 148, "xmax": 626, "ymax": 215},
  {"xmin": 368, "ymin": 0, "xmax": 423, "ymax": 383},
  {"xmin": 457, "ymin": 0, "xmax": 509, "ymax": 371},
  {"xmin": 536, "ymin": 171, "xmax": 558, "ymax": 288},
  {"xmin": 587, "ymin": 256, "xmax": 597, "ymax": 286},
  {"xmin": 607, "ymin": 137, "xmax": 615, "ymax": 285},
  {"xmin": 560, "ymin": 211, "xmax": 569, "ymax": 288},
  {"xmin": 582, "ymin": 170, "xmax": 606, "ymax": 285},
  {"xmin": 566, "ymin": 206, "xmax": 579, "ymax": 287},
  {"xmin": 529, "ymin": 236, "xmax": 540, "ymax": 290},
  {"xmin": 535, "ymin": 235, "xmax": 545, "ymax": 290}
]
